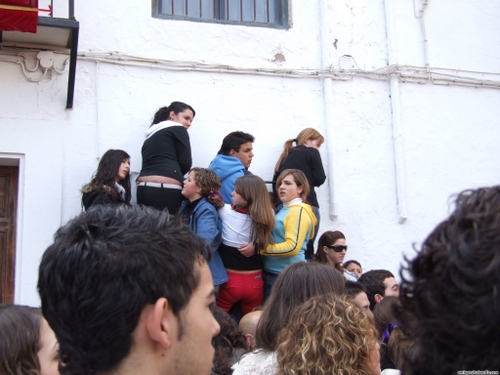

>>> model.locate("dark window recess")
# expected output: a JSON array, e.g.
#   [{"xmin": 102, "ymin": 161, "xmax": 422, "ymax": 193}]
[{"xmin": 153, "ymin": 0, "xmax": 289, "ymax": 29}]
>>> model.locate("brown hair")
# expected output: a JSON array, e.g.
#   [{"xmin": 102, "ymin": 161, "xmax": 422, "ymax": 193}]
[
  {"xmin": 190, "ymin": 168, "xmax": 224, "ymax": 209},
  {"xmin": 373, "ymin": 296, "xmax": 400, "ymax": 338},
  {"xmin": 388, "ymin": 327, "xmax": 412, "ymax": 370},
  {"xmin": 0, "ymin": 304, "xmax": 42, "ymax": 375},
  {"xmin": 277, "ymin": 294, "xmax": 378, "ymax": 375},
  {"xmin": 256, "ymin": 262, "xmax": 345, "ymax": 351},
  {"xmin": 275, "ymin": 169, "xmax": 310, "ymax": 202},
  {"xmin": 315, "ymin": 230, "xmax": 346, "ymax": 274},
  {"xmin": 234, "ymin": 175, "xmax": 275, "ymax": 249},
  {"xmin": 274, "ymin": 128, "xmax": 324, "ymax": 173}
]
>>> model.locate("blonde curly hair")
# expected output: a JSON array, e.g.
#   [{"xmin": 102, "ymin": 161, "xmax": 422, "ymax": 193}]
[{"xmin": 276, "ymin": 294, "xmax": 379, "ymax": 375}]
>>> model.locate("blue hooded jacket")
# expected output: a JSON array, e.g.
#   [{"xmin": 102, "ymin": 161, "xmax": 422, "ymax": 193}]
[{"xmin": 209, "ymin": 154, "xmax": 247, "ymax": 204}]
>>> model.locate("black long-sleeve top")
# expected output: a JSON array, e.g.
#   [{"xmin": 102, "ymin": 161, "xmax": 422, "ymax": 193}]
[
  {"xmin": 139, "ymin": 124, "xmax": 192, "ymax": 183},
  {"xmin": 273, "ymin": 145, "xmax": 326, "ymax": 208}
]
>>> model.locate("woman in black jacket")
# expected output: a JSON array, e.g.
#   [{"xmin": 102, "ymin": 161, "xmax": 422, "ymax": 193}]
[
  {"xmin": 136, "ymin": 101, "xmax": 195, "ymax": 214},
  {"xmin": 81, "ymin": 149, "xmax": 131, "ymax": 210}
]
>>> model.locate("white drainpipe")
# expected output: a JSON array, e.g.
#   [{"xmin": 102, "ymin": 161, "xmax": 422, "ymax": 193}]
[
  {"xmin": 384, "ymin": 0, "xmax": 408, "ymax": 223},
  {"xmin": 319, "ymin": 0, "xmax": 338, "ymax": 220}
]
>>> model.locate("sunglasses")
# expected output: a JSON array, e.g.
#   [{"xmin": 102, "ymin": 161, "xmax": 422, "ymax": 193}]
[{"xmin": 326, "ymin": 245, "xmax": 348, "ymax": 252}]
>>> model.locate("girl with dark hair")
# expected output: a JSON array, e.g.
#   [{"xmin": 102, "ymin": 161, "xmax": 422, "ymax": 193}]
[
  {"xmin": 181, "ymin": 167, "xmax": 228, "ymax": 288},
  {"xmin": 0, "ymin": 304, "xmax": 60, "ymax": 375},
  {"xmin": 315, "ymin": 230, "xmax": 358, "ymax": 281},
  {"xmin": 259, "ymin": 169, "xmax": 317, "ymax": 299},
  {"xmin": 81, "ymin": 149, "xmax": 131, "ymax": 210},
  {"xmin": 216, "ymin": 175, "xmax": 275, "ymax": 316},
  {"xmin": 273, "ymin": 128, "xmax": 326, "ymax": 260},
  {"xmin": 137, "ymin": 101, "xmax": 195, "ymax": 214}
]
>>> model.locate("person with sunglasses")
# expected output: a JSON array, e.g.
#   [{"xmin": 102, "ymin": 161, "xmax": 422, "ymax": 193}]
[{"xmin": 315, "ymin": 230, "xmax": 358, "ymax": 281}]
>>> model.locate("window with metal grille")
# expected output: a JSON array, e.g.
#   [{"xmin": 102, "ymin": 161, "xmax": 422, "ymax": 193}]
[{"xmin": 152, "ymin": 0, "xmax": 289, "ymax": 29}]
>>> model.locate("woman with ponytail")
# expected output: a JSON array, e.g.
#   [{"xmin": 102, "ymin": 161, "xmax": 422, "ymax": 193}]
[
  {"xmin": 273, "ymin": 128, "xmax": 326, "ymax": 259},
  {"xmin": 137, "ymin": 101, "xmax": 195, "ymax": 214}
]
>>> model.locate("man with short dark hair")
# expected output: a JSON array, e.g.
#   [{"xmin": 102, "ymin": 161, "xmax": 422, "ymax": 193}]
[
  {"xmin": 344, "ymin": 280, "xmax": 372, "ymax": 317},
  {"xmin": 37, "ymin": 205, "xmax": 220, "ymax": 375},
  {"xmin": 358, "ymin": 269, "xmax": 399, "ymax": 310},
  {"xmin": 396, "ymin": 186, "xmax": 500, "ymax": 374},
  {"xmin": 209, "ymin": 131, "xmax": 255, "ymax": 203}
]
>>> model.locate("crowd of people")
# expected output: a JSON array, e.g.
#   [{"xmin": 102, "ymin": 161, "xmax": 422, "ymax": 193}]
[{"xmin": 1, "ymin": 101, "xmax": 499, "ymax": 375}]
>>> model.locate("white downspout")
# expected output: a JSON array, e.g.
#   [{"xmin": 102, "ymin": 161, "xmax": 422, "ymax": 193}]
[
  {"xmin": 384, "ymin": 0, "xmax": 408, "ymax": 223},
  {"xmin": 319, "ymin": 0, "xmax": 338, "ymax": 220}
]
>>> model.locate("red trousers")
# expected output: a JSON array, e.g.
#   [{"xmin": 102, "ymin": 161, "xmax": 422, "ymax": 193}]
[{"xmin": 216, "ymin": 270, "xmax": 263, "ymax": 316}]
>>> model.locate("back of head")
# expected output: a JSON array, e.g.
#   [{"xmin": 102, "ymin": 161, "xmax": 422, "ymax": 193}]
[
  {"xmin": 256, "ymin": 262, "xmax": 345, "ymax": 351},
  {"xmin": 239, "ymin": 310, "xmax": 262, "ymax": 339},
  {"xmin": 37, "ymin": 204, "xmax": 211, "ymax": 375},
  {"xmin": 0, "ymin": 304, "xmax": 41, "ymax": 375},
  {"xmin": 217, "ymin": 131, "xmax": 254, "ymax": 155},
  {"xmin": 373, "ymin": 296, "xmax": 400, "ymax": 338},
  {"xmin": 276, "ymin": 294, "xmax": 377, "ymax": 375},
  {"xmin": 358, "ymin": 269, "xmax": 394, "ymax": 310},
  {"xmin": 274, "ymin": 128, "xmax": 324, "ymax": 173},
  {"xmin": 295, "ymin": 128, "xmax": 324, "ymax": 146},
  {"xmin": 234, "ymin": 175, "xmax": 275, "ymax": 249},
  {"xmin": 211, "ymin": 306, "xmax": 246, "ymax": 375},
  {"xmin": 396, "ymin": 186, "xmax": 500, "ymax": 374}
]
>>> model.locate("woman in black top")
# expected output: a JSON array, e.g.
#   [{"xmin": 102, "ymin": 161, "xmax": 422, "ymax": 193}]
[
  {"xmin": 81, "ymin": 149, "xmax": 131, "ymax": 210},
  {"xmin": 273, "ymin": 128, "xmax": 326, "ymax": 259},
  {"xmin": 137, "ymin": 101, "xmax": 195, "ymax": 214}
]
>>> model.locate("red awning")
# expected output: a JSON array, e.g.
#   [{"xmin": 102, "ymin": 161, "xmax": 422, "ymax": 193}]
[{"xmin": 0, "ymin": 0, "xmax": 39, "ymax": 33}]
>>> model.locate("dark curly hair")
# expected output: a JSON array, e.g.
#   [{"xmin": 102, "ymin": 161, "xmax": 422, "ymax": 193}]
[
  {"xmin": 395, "ymin": 186, "xmax": 500, "ymax": 374},
  {"xmin": 211, "ymin": 306, "xmax": 246, "ymax": 375}
]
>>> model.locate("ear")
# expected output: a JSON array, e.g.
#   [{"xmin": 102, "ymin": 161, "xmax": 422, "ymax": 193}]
[
  {"xmin": 146, "ymin": 298, "xmax": 176, "ymax": 349},
  {"xmin": 169, "ymin": 110, "xmax": 176, "ymax": 120},
  {"xmin": 229, "ymin": 149, "xmax": 237, "ymax": 157},
  {"xmin": 297, "ymin": 186, "xmax": 303, "ymax": 195},
  {"xmin": 245, "ymin": 334, "xmax": 253, "ymax": 350},
  {"xmin": 322, "ymin": 246, "xmax": 329, "ymax": 254},
  {"xmin": 374, "ymin": 294, "xmax": 384, "ymax": 304}
]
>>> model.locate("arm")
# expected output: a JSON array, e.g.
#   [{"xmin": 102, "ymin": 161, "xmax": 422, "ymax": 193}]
[
  {"xmin": 238, "ymin": 242, "xmax": 255, "ymax": 257},
  {"xmin": 175, "ymin": 128, "xmax": 192, "ymax": 175},
  {"xmin": 260, "ymin": 206, "xmax": 312, "ymax": 257},
  {"xmin": 193, "ymin": 204, "xmax": 220, "ymax": 251},
  {"xmin": 309, "ymin": 148, "xmax": 326, "ymax": 187}
]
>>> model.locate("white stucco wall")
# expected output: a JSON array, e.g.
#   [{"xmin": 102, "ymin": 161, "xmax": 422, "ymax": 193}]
[{"xmin": 1, "ymin": 0, "xmax": 499, "ymax": 305}]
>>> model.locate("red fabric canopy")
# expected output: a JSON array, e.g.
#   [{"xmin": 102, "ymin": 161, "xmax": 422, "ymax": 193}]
[{"xmin": 0, "ymin": 0, "xmax": 38, "ymax": 33}]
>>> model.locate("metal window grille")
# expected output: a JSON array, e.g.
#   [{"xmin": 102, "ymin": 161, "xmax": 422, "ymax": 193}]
[{"xmin": 154, "ymin": 0, "xmax": 288, "ymax": 29}]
